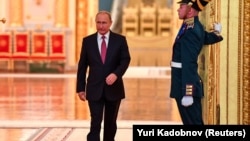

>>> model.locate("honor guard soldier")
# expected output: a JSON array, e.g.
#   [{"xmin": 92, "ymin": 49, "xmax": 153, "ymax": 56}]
[{"xmin": 169, "ymin": 0, "xmax": 223, "ymax": 125}]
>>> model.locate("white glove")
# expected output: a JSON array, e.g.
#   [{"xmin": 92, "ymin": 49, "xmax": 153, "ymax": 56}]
[
  {"xmin": 181, "ymin": 96, "xmax": 194, "ymax": 107},
  {"xmin": 213, "ymin": 23, "xmax": 222, "ymax": 34}
]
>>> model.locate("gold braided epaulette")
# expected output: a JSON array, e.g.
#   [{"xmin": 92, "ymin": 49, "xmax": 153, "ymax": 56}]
[{"xmin": 184, "ymin": 17, "xmax": 194, "ymax": 29}]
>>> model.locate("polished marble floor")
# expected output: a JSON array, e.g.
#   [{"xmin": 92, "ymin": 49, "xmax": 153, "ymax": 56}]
[{"xmin": 0, "ymin": 67, "xmax": 182, "ymax": 141}]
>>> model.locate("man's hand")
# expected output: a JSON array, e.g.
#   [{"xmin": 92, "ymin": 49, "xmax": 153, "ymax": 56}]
[
  {"xmin": 78, "ymin": 91, "xmax": 86, "ymax": 101},
  {"xmin": 181, "ymin": 96, "xmax": 193, "ymax": 107},
  {"xmin": 106, "ymin": 73, "xmax": 117, "ymax": 85},
  {"xmin": 214, "ymin": 23, "xmax": 222, "ymax": 34}
]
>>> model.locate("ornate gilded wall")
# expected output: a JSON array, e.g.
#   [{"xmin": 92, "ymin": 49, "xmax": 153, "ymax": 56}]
[
  {"xmin": 242, "ymin": 0, "xmax": 250, "ymax": 124},
  {"xmin": 9, "ymin": 0, "xmax": 23, "ymax": 26},
  {"xmin": 75, "ymin": 0, "xmax": 88, "ymax": 62},
  {"xmin": 74, "ymin": 0, "xmax": 99, "ymax": 62},
  {"xmin": 54, "ymin": 0, "xmax": 68, "ymax": 27},
  {"xmin": 198, "ymin": 0, "xmax": 221, "ymax": 125},
  {"xmin": 199, "ymin": 0, "xmax": 250, "ymax": 124},
  {"xmin": 9, "ymin": 0, "xmax": 66, "ymax": 28}
]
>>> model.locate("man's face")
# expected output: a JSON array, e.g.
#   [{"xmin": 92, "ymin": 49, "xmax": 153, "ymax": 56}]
[
  {"xmin": 95, "ymin": 13, "xmax": 112, "ymax": 35},
  {"xmin": 177, "ymin": 4, "xmax": 190, "ymax": 19}
]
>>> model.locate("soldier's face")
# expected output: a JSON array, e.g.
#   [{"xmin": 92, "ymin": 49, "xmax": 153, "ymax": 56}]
[{"xmin": 177, "ymin": 4, "xmax": 190, "ymax": 19}]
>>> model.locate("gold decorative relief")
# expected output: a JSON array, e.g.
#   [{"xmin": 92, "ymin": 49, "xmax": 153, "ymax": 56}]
[
  {"xmin": 208, "ymin": 0, "xmax": 221, "ymax": 125},
  {"xmin": 199, "ymin": 0, "xmax": 220, "ymax": 124},
  {"xmin": 9, "ymin": 0, "xmax": 23, "ymax": 26},
  {"xmin": 75, "ymin": 0, "xmax": 88, "ymax": 62},
  {"xmin": 75, "ymin": 0, "xmax": 89, "ymax": 114},
  {"xmin": 55, "ymin": 0, "xmax": 68, "ymax": 27},
  {"xmin": 35, "ymin": 0, "xmax": 42, "ymax": 6},
  {"xmin": 0, "ymin": 18, "xmax": 6, "ymax": 24},
  {"xmin": 242, "ymin": 0, "xmax": 250, "ymax": 124}
]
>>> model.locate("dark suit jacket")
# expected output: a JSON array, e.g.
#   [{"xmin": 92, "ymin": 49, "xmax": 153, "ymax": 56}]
[
  {"xmin": 76, "ymin": 31, "xmax": 131, "ymax": 101},
  {"xmin": 170, "ymin": 16, "xmax": 223, "ymax": 99}
]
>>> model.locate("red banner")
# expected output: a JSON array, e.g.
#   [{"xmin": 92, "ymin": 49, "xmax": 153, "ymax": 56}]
[
  {"xmin": 0, "ymin": 33, "xmax": 11, "ymax": 58},
  {"xmin": 33, "ymin": 35, "xmax": 46, "ymax": 53},
  {"xmin": 13, "ymin": 33, "xmax": 29, "ymax": 59},
  {"xmin": 51, "ymin": 34, "xmax": 63, "ymax": 54},
  {"xmin": 49, "ymin": 33, "xmax": 65, "ymax": 60},
  {"xmin": 31, "ymin": 32, "xmax": 48, "ymax": 60}
]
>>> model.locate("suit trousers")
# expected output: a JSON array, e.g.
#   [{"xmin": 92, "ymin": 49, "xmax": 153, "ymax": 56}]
[{"xmin": 87, "ymin": 96, "xmax": 121, "ymax": 141}]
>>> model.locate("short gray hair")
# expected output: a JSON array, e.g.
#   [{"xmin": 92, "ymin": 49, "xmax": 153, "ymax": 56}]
[{"xmin": 96, "ymin": 10, "xmax": 112, "ymax": 21}]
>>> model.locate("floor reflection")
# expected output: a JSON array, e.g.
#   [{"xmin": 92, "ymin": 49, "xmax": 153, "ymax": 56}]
[{"xmin": 0, "ymin": 73, "xmax": 181, "ymax": 141}]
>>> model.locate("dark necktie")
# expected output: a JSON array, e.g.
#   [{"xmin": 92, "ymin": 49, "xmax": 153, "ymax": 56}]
[{"xmin": 101, "ymin": 36, "xmax": 107, "ymax": 63}]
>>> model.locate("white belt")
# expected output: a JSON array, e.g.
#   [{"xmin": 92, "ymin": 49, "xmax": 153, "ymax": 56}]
[{"xmin": 171, "ymin": 61, "xmax": 182, "ymax": 68}]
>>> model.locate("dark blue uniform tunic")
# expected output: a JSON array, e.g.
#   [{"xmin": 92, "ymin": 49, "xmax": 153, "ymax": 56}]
[{"xmin": 170, "ymin": 16, "xmax": 223, "ymax": 124}]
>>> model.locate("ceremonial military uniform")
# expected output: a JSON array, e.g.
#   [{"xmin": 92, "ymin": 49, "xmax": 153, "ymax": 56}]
[{"xmin": 170, "ymin": 0, "xmax": 223, "ymax": 125}]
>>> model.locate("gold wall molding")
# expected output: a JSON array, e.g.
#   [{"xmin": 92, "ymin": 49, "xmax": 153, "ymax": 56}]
[
  {"xmin": 242, "ymin": 0, "xmax": 250, "ymax": 124},
  {"xmin": 8, "ymin": 0, "xmax": 68, "ymax": 28},
  {"xmin": 75, "ymin": 0, "xmax": 88, "ymax": 62},
  {"xmin": 200, "ymin": 0, "xmax": 250, "ymax": 124},
  {"xmin": 198, "ymin": 0, "xmax": 221, "ymax": 125},
  {"xmin": 9, "ymin": 0, "xmax": 23, "ymax": 26},
  {"xmin": 74, "ymin": 0, "xmax": 90, "ymax": 118},
  {"xmin": 55, "ymin": 0, "xmax": 68, "ymax": 27}
]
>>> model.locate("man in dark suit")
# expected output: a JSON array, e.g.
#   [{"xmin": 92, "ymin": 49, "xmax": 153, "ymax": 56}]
[
  {"xmin": 170, "ymin": 0, "xmax": 223, "ymax": 125},
  {"xmin": 76, "ymin": 11, "xmax": 131, "ymax": 141}
]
